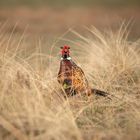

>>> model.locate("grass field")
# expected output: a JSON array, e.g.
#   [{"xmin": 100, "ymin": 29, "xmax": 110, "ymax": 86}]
[
  {"xmin": 0, "ymin": 7, "xmax": 140, "ymax": 40},
  {"xmin": 0, "ymin": 1, "xmax": 140, "ymax": 139},
  {"xmin": 0, "ymin": 0, "xmax": 140, "ymax": 7},
  {"xmin": 0, "ymin": 22, "xmax": 139, "ymax": 140}
]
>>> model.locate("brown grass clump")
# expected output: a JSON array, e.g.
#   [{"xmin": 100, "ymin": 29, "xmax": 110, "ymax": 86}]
[{"xmin": 0, "ymin": 23, "xmax": 139, "ymax": 140}]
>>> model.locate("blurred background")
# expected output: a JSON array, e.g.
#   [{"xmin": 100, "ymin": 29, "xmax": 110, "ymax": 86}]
[{"xmin": 0, "ymin": 0, "xmax": 140, "ymax": 41}]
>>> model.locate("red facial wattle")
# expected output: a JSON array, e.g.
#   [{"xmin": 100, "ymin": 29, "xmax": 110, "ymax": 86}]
[{"xmin": 61, "ymin": 46, "xmax": 70, "ymax": 59}]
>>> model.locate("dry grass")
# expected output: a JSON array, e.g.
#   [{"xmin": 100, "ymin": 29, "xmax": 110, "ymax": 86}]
[
  {"xmin": 0, "ymin": 7, "xmax": 140, "ymax": 38},
  {"xmin": 0, "ymin": 23, "xmax": 140, "ymax": 140}
]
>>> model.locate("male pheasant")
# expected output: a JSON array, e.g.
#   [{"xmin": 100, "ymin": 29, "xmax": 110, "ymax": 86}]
[{"xmin": 57, "ymin": 45, "xmax": 108, "ymax": 97}]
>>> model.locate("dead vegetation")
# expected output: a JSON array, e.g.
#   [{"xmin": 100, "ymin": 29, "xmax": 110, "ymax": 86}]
[{"xmin": 0, "ymin": 23, "xmax": 139, "ymax": 140}]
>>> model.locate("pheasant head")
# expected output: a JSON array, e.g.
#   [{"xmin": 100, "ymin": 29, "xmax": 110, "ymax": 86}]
[{"xmin": 60, "ymin": 45, "xmax": 71, "ymax": 60}]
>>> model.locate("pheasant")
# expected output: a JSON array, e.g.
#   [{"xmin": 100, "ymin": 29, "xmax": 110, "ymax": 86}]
[{"xmin": 57, "ymin": 45, "xmax": 109, "ymax": 98}]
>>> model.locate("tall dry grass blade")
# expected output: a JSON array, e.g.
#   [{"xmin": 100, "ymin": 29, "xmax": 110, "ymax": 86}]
[{"xmin": 0, "ymin": 115, "xmax": 28, "ymax": 140}]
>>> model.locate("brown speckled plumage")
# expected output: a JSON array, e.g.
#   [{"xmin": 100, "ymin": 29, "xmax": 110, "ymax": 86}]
[{"xmin": 58, "ymin": 46, "xmax": 109, "ymax": 98}]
